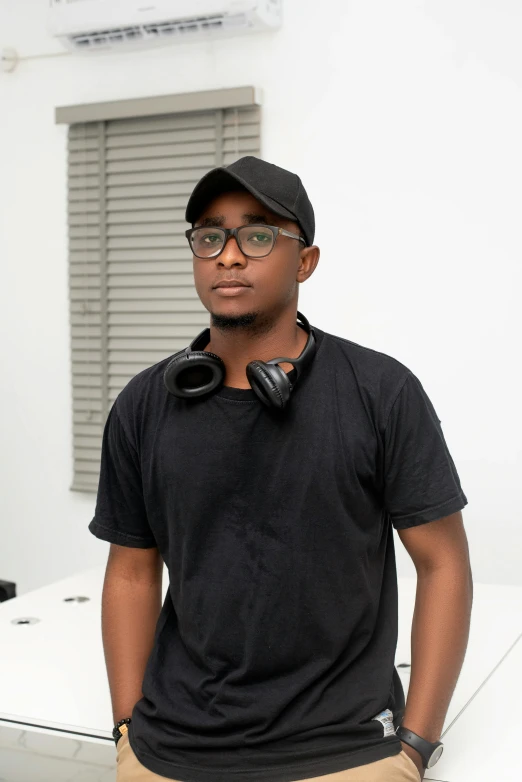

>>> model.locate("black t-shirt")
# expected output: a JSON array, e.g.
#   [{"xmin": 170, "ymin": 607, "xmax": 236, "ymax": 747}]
[{"xmin": 89, "ymin": 324, "xmax": 468, "ymax": 782}]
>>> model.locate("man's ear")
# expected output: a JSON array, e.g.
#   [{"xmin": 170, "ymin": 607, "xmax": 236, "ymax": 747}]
[{"xmin": 297, "ymin": 245, "xmax": 320, "ymax": 282}]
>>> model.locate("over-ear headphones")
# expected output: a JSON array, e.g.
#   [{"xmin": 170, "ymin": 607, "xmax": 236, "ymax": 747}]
[{"xmin": 163, "ymin": 311, "xmax": 316, "ymax": 410}]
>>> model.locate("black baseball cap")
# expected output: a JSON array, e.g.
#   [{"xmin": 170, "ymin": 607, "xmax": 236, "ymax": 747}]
[{"xmin": 185, "ymin": 156, "xmax": 315, "ymax": 247}]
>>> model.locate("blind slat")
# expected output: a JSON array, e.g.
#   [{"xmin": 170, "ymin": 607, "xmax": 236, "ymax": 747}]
[
  {"xmin": 76, "ymin": 447, "xmax": 104, "ymax": 461},
  {"xmin": 111, "ymin": 260, "xmax": 193, "ymax": 272},
  {"xmin": 70, "ymin": 288, "xmax": 99, "ymax": 299},
  {"xmin": 109, "ymin": 285, "xmax": 198, "ymax": 300},
  {"xmin": 71, "ymin": 480, "xmax": 101, "ymax": 493},
  {"xmin": 68, "ymin": 150, "xmax": 100, "ymax": 165},
  {"xmin": 69, "ymin": 190, "xmax": 102, "ymax": 203},
  {"xmin": 70, "ymin": 175, "xmax": 100, "ymax": 189},
  {"xmin": 69, "ymin": 138, "xmax": 99, "ymax": 153},
  {"xmin": 70, "ymin": 348, "xmax": 101, "ymax": 361},
  {"xmin": 72, "ymin": 365, "xmax": 102, "ymax": 377},
  {"xmin": 74, "ymin": 387, "xmax": 102, "ymax": 401},
  {"xmin": 106, "ymin": 127, "xmax": 217, "ymax": 148},
  {"xmin": 106, "ymin": 172, "xmax": 205, "ymax": 188},
  {"xmin": 105, "ymin": 113, "xmax": 217, "ymax": 136},
  {"xmin": 223, "ymin": 139, "xmax": 260, "ymax": 154},
  {"xmin": 74, "ymin": 461, "xmax": 102, "ymax": 475},
  {"xmin": 109, "ymin": 325, "xmax": 206, "ymax": 339},
  {"xmin": 106, "ymin": 220, "xmax": 185, "ymax": 237},
  {"xmin": 74, "ymin": 435, "xmax": 104, "ymax": 448},
  {"xmin": 223, "ymin": 107, "xmax": 260, "ymax": 124},
  {"xmin": 108, "ymin": 311, "xmax": 207, "ymax": 326},
  {"xmin": 69, "ymin": 201, "xmax": 100, "ymax": 214},
  {"xmin": 108, "ymin": 337, "xmax": 195, "ymax": 351},
  {"xmin": 72, "ymin": 374, "xmax": 102, "ymax": 387},
  {"xmin": 69, "ymin": 226, "xmax": 102, "ymax": 240},
  {"xmin": 106, "ymin": 141, "xmax": 215, "ymax": 162},
  {"xmin": 223, "ymin": 123, "xmax": 260, "ymax": 139},
  {"xmin": 106, "ymin": 196, "xmax": 188, "ymax": 211},
  {"xmin": 109, "ymin": 348, "xmax": 188, "ymax": 363},
  {"xmin": 109, "ymin": 363, "xmax": 167, "ymax": 377},
  {"xmin": 74, "ymin": 425, "xmax": 103, "ymax": 437},
  {"xmin": 69, "ymin": 213, "xmax": 101, "ymax": 226},
  {"xmin": 71, "ymin": 298, "xmax": 206, "ymax": 314},
  {"xmin": 106, "ymin": 210, "xmax": 185, "ymax": 225},
  {"xmin": 108, "ymin": 248, "xmax": 189, "ymax": 261},
  {"xmin": 107, "ymin": 183, "xmax": 194, "ymax": 199},
  {"xmin": 71, "ymin": 315, "xmax": 101, "ymax": 328},
  {"xmin": 73, "ymin": 260, "xmax": 193, "ymax": 275},
  {"xmin": 74, "ymin": 399, "xmax": 102, "ymax": 413},
  {"xmin": 107, "ymin": 246, "xmax": 190, "ymax": 258},
  {"xmin": 69, "ymin": 125, "xmax": 99, "ymax": 140},
  {"xmin": 68, "ymin": 163, "xmax": 99, "ymax": 177},
  {"xmin": 70, "ymin": 239, "xmax": 100, "ymax": 251},
  {"xmin": 106, "ymin": 158, "xmax": 214, "ymax": 174},
  {"xmin": 108, "ymin": 273, "xmax": 196, "ymax": 287},
  {"xmin": 73, "ymin": 411, "xmax": 103, "ymax": 423}
]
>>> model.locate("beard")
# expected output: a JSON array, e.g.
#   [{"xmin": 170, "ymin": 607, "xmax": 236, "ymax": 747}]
[{"xmin": 210, "ymin": 309, "xmax": 274, "ymax": 338}]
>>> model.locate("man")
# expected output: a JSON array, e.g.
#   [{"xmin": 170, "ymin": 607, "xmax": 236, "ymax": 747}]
[{"xmin": 89, "ymin": 156, "xmax": 472, "ymax": 782}]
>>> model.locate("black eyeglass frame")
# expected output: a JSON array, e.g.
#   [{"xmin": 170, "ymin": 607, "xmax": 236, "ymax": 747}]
[{"xmin": 185, "ymin": 224, "xmax": 307, "ymax": 259}]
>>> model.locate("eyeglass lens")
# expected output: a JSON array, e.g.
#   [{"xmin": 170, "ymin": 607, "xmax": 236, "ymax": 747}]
[{"xmin": 190, "ymin": 226, "xmax": 275, "ymax": 258}]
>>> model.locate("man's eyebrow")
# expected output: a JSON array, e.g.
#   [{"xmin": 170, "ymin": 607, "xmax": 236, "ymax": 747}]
[
  {"xmin": 242, "ymin": 213, "xmax": 270, "ymax": 225},
  {"xmin": 196, "ymin": 216, "xmax": 225, "ymax": 227},
  {"xmin": 195, "ymin": 213, "xmax": 274, "ymax": 228}
]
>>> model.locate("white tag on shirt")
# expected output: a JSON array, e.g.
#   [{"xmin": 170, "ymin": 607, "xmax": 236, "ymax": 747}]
[{"xmin": 372, "ymin": 708, "xmax": 396, "ymax": 737}]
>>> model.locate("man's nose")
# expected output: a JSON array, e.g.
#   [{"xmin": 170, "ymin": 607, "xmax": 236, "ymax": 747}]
[{"xmin": 217, "ymin": 235, "xmax": 247, "ymax": 266}]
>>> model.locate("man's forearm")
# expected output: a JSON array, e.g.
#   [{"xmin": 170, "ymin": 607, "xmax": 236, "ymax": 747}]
[
  {"xmin": 401, "ymin": 563, "xmax": 473, "ymax": 741},
  {"xmin": 102, "ymin": 567, "xmax": 163, "ymax": 724}
]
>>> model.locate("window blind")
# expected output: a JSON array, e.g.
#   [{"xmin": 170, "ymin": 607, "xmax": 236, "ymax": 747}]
[{"xmin": 68, "ymin": 105, "xmax": 261, "ymax": 491}]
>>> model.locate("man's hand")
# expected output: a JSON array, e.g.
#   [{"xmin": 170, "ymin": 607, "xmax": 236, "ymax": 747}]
[{"xmin": 401, "ymin": 740, "xmax": 425, "ymax": 780}]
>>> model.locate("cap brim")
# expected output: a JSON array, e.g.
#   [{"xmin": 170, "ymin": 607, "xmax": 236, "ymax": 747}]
[{"xmin": 185, "ymin": 168, "xmax": 299, "ymax": 227}]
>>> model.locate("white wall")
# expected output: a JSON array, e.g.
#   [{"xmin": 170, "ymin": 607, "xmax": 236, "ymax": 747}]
[{"xmin": 1, "ymin": 0, "xmax": 520, "ymax": 595}]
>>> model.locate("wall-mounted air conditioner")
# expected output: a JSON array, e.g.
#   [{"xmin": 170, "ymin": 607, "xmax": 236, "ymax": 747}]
[{"xmin": 48, "ymin": 0, "xmax": 282, "ymax": 52}]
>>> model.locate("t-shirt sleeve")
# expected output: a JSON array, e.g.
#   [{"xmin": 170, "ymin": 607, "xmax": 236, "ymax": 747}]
[
  {"xmin": 88, "ymin": 403, "xmax": 157, "ymax": 548},
  {"xmin": 383, "ymin": 371, "xmax": 468, "ymax": 530}
]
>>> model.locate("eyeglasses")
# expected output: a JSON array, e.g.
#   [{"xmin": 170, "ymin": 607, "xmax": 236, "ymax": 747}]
[{"xmin": 185, "ymin": 224, "xmax": 306, "ymax": 259}]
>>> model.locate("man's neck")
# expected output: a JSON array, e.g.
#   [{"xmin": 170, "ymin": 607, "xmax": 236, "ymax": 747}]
[{"xmin": 204, "ymin": 313, "xmax": 307, "ymax": 389}]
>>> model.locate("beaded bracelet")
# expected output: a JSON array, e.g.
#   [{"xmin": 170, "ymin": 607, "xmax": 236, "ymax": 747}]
[{"xmin": 112, "ymin": 717, "xmax": 132, "ymax": 744}]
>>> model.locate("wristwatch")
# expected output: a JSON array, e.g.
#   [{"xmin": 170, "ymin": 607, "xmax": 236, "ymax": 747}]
[
  {"xmin": 112, "ymin": 717, "xmax": 132, "ymax": 746},
  {"xmin": 396, "ymin": 725, "xmax": 444, "ymax": 769}
]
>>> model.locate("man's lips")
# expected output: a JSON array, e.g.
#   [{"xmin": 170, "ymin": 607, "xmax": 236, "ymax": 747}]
[{"xmin": 213, "ymin": 281, "xmax": 251, "ymax": 288}]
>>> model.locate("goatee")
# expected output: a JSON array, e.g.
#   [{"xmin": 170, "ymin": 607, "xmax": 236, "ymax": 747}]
[{"xmin": 210, "ymin": 311, "xmax": 272, "ymax": 338}]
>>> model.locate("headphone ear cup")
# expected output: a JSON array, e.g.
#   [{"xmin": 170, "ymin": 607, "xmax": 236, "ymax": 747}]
[
  {"xmin": 246, "ymin": 361, "xmax": 292, "ymax": 410},
  {"xmin": 164, "ymin": 351, "xmax": 225, "ymax": 398}
]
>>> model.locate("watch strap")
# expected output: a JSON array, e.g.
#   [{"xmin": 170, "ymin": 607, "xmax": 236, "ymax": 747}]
[{"xmin": 396, "ymin": 726, "xmax": 443, "ymax": 769}]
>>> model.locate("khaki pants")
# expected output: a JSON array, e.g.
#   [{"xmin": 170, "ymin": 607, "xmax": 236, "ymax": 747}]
[{"xmin": 116, "ymin": 731, "xmax": 421, "ymax": 782}]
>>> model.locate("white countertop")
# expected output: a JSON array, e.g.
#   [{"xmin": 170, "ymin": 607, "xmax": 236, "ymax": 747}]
[{"xmin": 1, "ymin": 566, "xmax": 521, "ymax": 781}]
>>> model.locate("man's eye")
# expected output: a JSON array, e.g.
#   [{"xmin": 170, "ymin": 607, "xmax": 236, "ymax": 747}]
[
  {"xmin": 248, "ymin": 233, "xmax": 271, "ymax": 244},
  {"xmin": 202, "ymin": 234, "xmax": 221, "ymax": 244}
]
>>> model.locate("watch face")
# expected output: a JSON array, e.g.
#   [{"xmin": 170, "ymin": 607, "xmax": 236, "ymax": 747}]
[{"xmin": 427, "ymin": 744, "xmax": 444, "ymax": 768}]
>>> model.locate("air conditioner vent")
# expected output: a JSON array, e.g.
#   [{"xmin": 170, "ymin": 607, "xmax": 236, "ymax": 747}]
[{"xmin": 69, "ymin": 14, "xmax": 250, "ymax": 49}]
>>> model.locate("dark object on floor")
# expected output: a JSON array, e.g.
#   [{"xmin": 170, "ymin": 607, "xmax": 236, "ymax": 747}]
[{"xmin": 0, "ymin": 579, "xmax": 16, "ymax": 602}]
